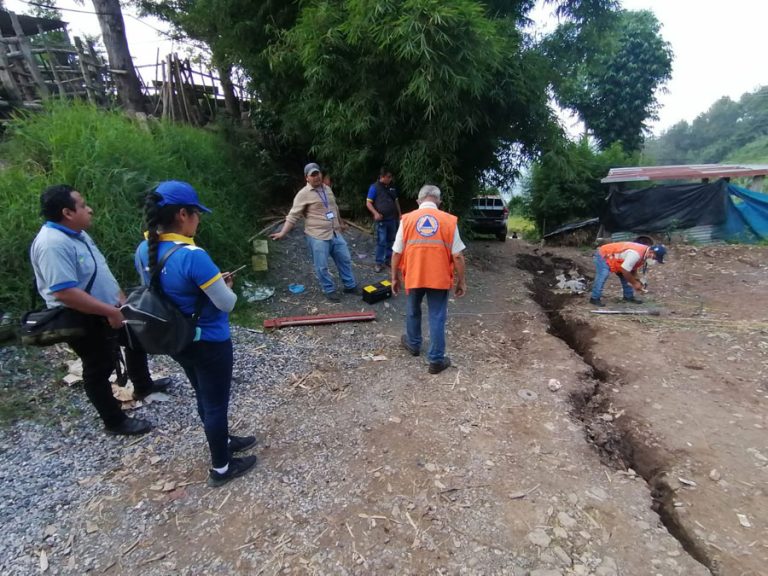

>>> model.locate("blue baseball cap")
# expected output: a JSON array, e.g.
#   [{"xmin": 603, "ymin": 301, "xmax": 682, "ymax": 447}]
[
  {"xmin": 304, "ymin": 162, "xmax": 321, "ymax": 176},
  {"xmin": 155, "ymin": 181, "xmax": 212, "ymax": 213},
  {"xmin": 649, "ymin": 244, "xmax": 666, "ymax": 263}
]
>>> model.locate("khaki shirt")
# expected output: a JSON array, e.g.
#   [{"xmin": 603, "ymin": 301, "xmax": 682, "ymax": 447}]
[{"xmin": 285, "ymin": 184, "xmax": 343, "ymax": 241}]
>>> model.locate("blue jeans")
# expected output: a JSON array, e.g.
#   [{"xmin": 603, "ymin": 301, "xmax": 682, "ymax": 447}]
[
  {"xmin": 591, "ymin": 253, "xmax": 634, "ymax": 300},
  {"xmin": 405, "ymin": 288, "xmax": 449, "ymax": 363},
  {"xmin": 375, "ymin": 219, "xmax": 398, "ymax": 265},
  {"xmin": 306, "ymin": 233, "xmax": 357, "ymax": 294},
  {"xmin": 173, "ymin": 339, "xmax": 233, "ymax": 469}
]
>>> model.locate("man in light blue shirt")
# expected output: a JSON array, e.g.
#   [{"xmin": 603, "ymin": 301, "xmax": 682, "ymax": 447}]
[{"xmin": 30, "ymin": 184, "xmax": 170, "ymax": 436}]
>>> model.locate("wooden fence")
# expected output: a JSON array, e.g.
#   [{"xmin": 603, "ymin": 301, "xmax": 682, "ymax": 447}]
[{"xmin": 0, "ymin": 10, "xmax": 247, "ymax": 124}]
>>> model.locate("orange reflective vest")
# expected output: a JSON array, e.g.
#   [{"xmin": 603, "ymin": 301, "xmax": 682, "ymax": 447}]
[
  {"xmin": 399, "ymin": 207, "xmax": 457, "ymax": 290},
  {"xmin": 598, "ymin": 242, "xmax": 649, "ymax": 274}
]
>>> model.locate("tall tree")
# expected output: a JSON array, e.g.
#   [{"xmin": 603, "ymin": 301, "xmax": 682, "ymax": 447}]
[
  {"xmin": 92, "ymin": 0, "xmax": 146, "ymax": 113},
  {"xmin": 545, "ymin": 9, "xmax": 672, "ymax": 152}
]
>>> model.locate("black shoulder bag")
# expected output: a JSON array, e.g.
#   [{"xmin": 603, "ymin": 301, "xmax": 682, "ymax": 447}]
[
  {"xmin": 21, "ymin": 239, "xmax": 98, "ymax": 347},
  {"xmin": 121, "ymin": 244, "xmax": 203, "ymax": 355}
]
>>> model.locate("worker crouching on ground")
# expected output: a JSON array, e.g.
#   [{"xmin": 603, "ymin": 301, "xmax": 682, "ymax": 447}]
[{"xmin": 590, "ymin": 242, "xmax": 666, "ymax": 307}]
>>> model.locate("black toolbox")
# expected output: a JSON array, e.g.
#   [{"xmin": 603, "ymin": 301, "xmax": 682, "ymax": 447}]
[{"xmin": 362, "ymin": 280, "xmax": 392, "ymax": 304}]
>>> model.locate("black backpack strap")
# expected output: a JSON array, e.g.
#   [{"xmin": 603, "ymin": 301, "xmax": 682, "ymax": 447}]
[
  {"xmin": 150, "ymin": 243, "xmax": 186, "ymax": 288},
  {"xmin": 150, "ymin": 243, "xmax": 206, "ymax": 320}
]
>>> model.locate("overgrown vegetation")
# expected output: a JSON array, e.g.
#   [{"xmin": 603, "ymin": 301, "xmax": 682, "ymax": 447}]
[
  {"xmin": 545, "ymin": 8, "xmax": 672, "ymax": 152},
  {"xmin": 645, "ymin": 86, "xmax": 768, "ymax": 165},
  {"xmin": 136, "ymin": 0, "xmax": 672, "ymax": 213},
  {"xmin": 523, "ymin": 139, "xmax": 637, "ymax": 233},
  {"xmin": 0, "ymin": 102, "xmax": 265, "ymax": 313}
]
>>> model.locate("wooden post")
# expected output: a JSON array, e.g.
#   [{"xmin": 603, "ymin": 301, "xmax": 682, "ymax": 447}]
[
  {"xmin": 172, "ymin": 54, "xmax": 192, "ymax": 123},
  {"xmin": 9, "ymin": 12, "xmax": 49, "ymax": 98},
  {"xmin": 159, "ymin": 56, "xmax": 168, "ymax": 119},
  {"xmin": 166, "ymin": 54, "xmax": 176, "ymax": 122}
]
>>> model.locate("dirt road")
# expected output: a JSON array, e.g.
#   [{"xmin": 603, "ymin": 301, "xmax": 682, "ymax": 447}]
[{"xmin": 12, "ymin": 230, "xmax": 768, "ymax": 575}]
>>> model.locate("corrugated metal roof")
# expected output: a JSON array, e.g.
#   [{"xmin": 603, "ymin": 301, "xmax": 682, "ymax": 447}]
[
  {"xmin": 0, "ymin": 10, "xmax": 67, "ymax": 37},
  {"xmin": 601, "ymin": 164, "xmax": 768, "ymax": 184}
]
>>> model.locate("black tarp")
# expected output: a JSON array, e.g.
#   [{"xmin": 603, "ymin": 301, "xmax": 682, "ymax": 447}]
[{"xmin": 602, "ymin": 180, "xmax": 728, "ymax": 232}]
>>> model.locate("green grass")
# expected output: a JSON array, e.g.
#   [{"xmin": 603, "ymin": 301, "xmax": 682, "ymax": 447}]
[
  {"xmin": 0, "ymin": 101, "xmax": 267, "ymax": 312},
  {"xmin": 507, "ymin": 215, "xmax": 538, "ymax": 240},
  {"xmin": 725, "ymin": 135, "xmax": 768, "ymax": 163}
]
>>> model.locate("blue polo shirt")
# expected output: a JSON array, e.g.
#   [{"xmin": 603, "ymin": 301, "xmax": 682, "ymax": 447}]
[
  {"xmin": 30, "ymin": 222, "xmax": 122, "ymax": 308},
  {"xmin": 134, "ymin": 234, "xmax": 230, "ymax": 342}
]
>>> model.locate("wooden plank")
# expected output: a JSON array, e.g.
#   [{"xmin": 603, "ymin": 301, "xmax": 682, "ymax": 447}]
[
  {"xmin": 8, "ymin": 12, "xmax": 49, "ymax": 98},
  {"xmin": 263, "ymin": 311, "xmax": 376, "ymax": 331},
  {"xmin": 0, "ymin": 40, "xmax": 23, "ymax": 102},
  {"xmin": 37, "ymin": 25, "xmax": 66, "ymax": 97},
  {"xmin": 74, "ymin": 36, "xmax": 96, "ymax": 104}
]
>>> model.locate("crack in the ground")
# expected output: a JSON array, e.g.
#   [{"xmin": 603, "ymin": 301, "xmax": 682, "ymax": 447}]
[{"xmin": 516, "ymin": 252, "xmax": 718, "ymax": 575}]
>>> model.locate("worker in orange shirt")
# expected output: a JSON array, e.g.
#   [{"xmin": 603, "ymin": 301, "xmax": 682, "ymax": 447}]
[
  {"xmin": 590, "ymin": 241, "xmax": 666, "ymax": 306},
  {"xmin": 391, "ymin": 185, "xmax": 467, "ymax": 374}
]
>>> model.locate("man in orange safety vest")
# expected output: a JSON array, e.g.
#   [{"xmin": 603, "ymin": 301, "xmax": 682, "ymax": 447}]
[
  {"xmin": 391, "ymin": 185, "xmax": 467, "ymax": 374},
  {"xmin": 590, "ymin": 241, "xmax": 666, "ymax": 307}
]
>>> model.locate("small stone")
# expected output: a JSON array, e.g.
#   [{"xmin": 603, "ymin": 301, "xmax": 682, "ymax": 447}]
[
  {"xmin": 424, "ymin": 463, "xmax": 437, "ymax": 472},
  {"xmin": 737, "ymin": 513, "xmax": 751, "ymax": 528},
  {"xmin": 586, "ymin": 487, "xmax": 608, "ymax": 501},
  {"xmin": 548, "ymin": 379, "xmax": 562, "ymax": 392},
  {"xmin": 552, "ymin": 545, "xmax": 571, "ymax": 565},
  {"xmin": 530, "ymin": 570, "xmax": 562, "ymax": 576},
  {"xmin": 557, "ymin": 511, "xmax": 577, "ymax": 528},
  {"xmin": 553, "ymin": 526, "xmax": 568, "ymax": 539},
  {"xmin": 708, "ymin": 469, "xmax": 721, "ymax": 481},
  {"xmin": 527, "ymin": 530, "xmax": 551, "ymax": 548}
]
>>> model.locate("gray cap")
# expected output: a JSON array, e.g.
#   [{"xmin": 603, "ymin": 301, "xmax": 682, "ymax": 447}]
[{"xmin": 304, "ymin": 162, "xmax": 321, "ymax": 176}]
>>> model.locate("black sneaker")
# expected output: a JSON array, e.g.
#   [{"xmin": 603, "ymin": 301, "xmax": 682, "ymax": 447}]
[
  {"xmin": 589, "ymin": 297, "xmax": 605, "ymax": 307},
  {"xmin": 325, "ymin": 292, "xmax": 341, "ymax": 302},
  {"xmin": 428, "ymin": 357, "xmax": 452, "ymax": 374},
  {"xmin": 228, "ymin": 434, "xmax": 257, "ymax": 453},
  {"xmin": 208, "ymin": 455, "xmax": 258, "ymax": 488},
  {"xmin": 105, "ymin": 417, "xmax": 152, "ymax": 436},
  {"xmin": 401, "ymin": 334, "xmax": 420, "ymax": 356},
  {"xmin": 133, "ymin": 377, "xmax": 172, "ymax": 400},
  {"xmin": 342, "ymin": 285, "xmax": 359, "ymax": 294},
  {"xmin": 623, "ymin": 296, "xmax": 643, "ymax": 304}
]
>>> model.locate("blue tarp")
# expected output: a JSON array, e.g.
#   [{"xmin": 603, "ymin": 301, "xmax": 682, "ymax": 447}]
[{"xmin": 723, "ymin": 184, "xmax": 768, "ymax": 242}]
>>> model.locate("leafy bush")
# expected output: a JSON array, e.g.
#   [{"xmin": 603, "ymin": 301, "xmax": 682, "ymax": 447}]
[
  {"xmin": 0, "ymin": 102, "xmax": 264, "ymax": 312},
  {"xmin": 523, "ymin": 139, "xmax": 637, "ymax": 234}
]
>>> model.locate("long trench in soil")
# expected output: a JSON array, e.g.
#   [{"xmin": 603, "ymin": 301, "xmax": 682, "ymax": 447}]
[{"xmin": 516, "ymin": 253, "xmax": 717, "ymax": 575}]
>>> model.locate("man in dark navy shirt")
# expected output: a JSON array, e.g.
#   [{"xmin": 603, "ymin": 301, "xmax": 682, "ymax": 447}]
[{"xmin": 365, "ymin": 167, "xmax": 401, "ymax": 273}]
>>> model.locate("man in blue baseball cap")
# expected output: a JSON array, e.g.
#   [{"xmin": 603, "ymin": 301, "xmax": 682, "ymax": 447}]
[{"xmin": 590, "ymin": 241, "xmax": 667, "ymax": 306}]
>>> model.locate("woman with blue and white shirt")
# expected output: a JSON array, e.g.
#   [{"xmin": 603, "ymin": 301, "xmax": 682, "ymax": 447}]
[{"xmin": 134, "ymin": 180, "xmax": 257, "ymax": 487}]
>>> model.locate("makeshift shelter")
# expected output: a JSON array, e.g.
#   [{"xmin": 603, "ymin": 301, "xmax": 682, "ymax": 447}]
[{"xmin": 600, "ymin": 164, "xmax": 768, "ymax": 244}]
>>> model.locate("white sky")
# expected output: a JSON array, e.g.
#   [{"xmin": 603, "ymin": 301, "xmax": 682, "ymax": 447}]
[{"xmin": 7, "ymin": 0, "xmax": 768, "ymax": 135}]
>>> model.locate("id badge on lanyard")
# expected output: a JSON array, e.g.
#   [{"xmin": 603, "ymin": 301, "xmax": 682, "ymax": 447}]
[{"xmin": 316, "ymin": 187, "xmax": 335, "ymax": 221}]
